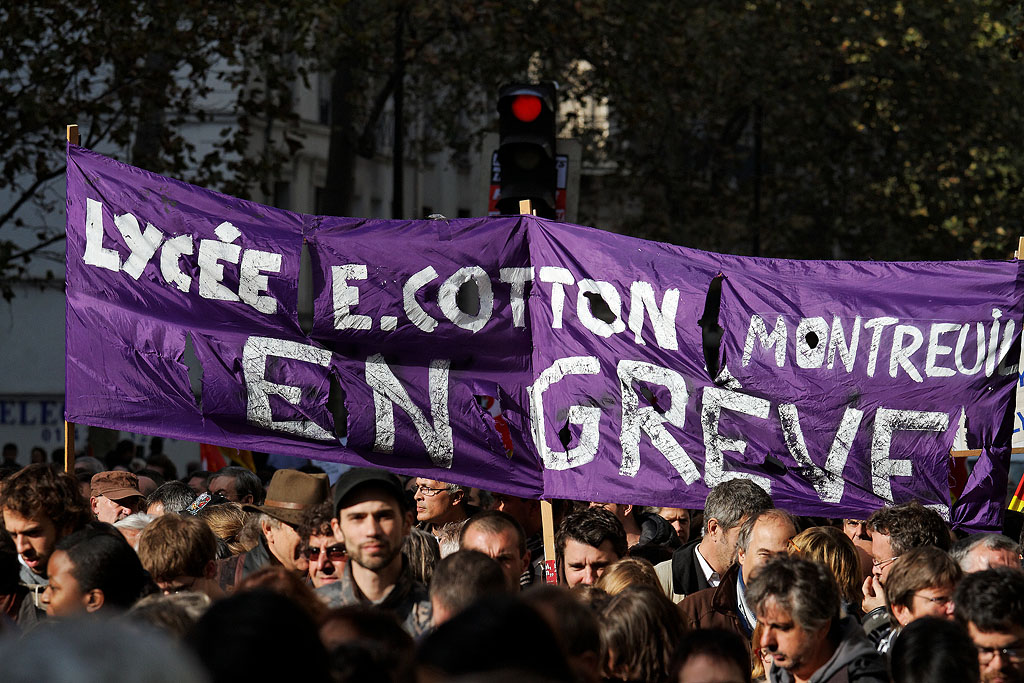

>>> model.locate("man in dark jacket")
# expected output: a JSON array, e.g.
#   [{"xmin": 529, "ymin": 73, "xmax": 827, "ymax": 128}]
[
  {"xmin": 679, "ymin": 508, "xmax": 797, "ymax": 637},
  {"xmin": 750, "ymin": 555, "xmax": 887, "ymax": 683},
  {"xmin": 655, "ymin": 478, "xmax": 774, "ymax": 603}
]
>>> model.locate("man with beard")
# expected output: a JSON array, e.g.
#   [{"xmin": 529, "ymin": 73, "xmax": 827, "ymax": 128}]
[
  {"xmin": 1, "ymin": 464, "xmax": 91, "ymax": 625},
  {"xmin": 317, "ymin": 468, "xmax": 431, "ymax": 636},
  {"xmin": 955, "ymin": 568, "xmax": 1024, "ymax": 683}
]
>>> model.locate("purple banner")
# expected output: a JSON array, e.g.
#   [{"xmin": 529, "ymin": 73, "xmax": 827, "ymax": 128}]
[{"xmin": 65, "ymin": 145, "xmax": 1024, "ymax": 528}]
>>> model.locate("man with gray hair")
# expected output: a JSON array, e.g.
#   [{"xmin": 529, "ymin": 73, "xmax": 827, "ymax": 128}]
[
  {"xmin": 413, "ymin": 478, "xmax": 472, "ymax": 534},
  {"xmin": 656, "ymin": 478, "xmax": 774, "ymax": 602},
  {"xmin": 680, "ymin": 508, "xmax": 798, "ymax": 636},
  {"xmin": 750, "ymin": 555, "xmax": 886, "ymax": 683},
  {"xmin": 951, "ymin": 533, "xmax": 1021, "ymax": 573}
]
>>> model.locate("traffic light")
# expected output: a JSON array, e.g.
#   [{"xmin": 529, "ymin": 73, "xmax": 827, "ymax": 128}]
[{"xmin": 497, "ymin": 82, "xmax": 557, "ymax": 218}]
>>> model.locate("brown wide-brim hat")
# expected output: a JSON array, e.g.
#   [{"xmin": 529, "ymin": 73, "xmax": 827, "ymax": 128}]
[{"xmin": 242, "ymin": 469, "xmax": 330, "ymax": 526}]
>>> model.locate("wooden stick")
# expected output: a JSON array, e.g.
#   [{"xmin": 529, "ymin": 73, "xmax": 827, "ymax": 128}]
[
  {"xmin": 1017, "ymin": 236, "xmax": 1024, "ymax": 260},
  {"xmin": 541, "ymin": 500, "xmax": 558, "ymax": 584},
  {"xmin": 64, "ymin": 124, "xmax": 78, "ymax": 474},
  {"xmin": 516, "ymin": 198, "xmax": 558, "ymax": 580}
]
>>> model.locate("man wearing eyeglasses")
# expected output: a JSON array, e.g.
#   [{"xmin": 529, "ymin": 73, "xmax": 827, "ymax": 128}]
[
  {"xmin": 878, "ymin": 546, "xmax": 962, "ymax": 654},
  {"xmin": 955, "ymin": 568, "xmax": 1024, "ymax": 683},
  {"xmin": 297, "ymin": 501, "xmax": 347, "ymax": 588},
  {"xmin": 861, "ymin": 501, "xmax": 951, "ymax": 647},
  {"xmin": 412, "ymin": 478, "xmax": 471, "ymax": 534}
]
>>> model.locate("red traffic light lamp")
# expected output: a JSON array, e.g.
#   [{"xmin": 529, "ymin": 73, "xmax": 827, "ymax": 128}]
[{"xmin": 497, "ymin": 83, "xmax": 557, "ymax": 218}]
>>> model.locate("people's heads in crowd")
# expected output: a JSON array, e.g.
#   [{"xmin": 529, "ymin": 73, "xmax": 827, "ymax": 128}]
[
  {"xmin": 491, "ymin": 492, "xmax": 543, "ymax": 537},
  {"xmin": 1, "ymin": 443, "xmax": 16, "ymax": 464},
  {"xmin": 403, "ymin": 527, "xmax": 441, "ymax": 586},
  {"xmin": 1, "ymin": 464, "xmax": 91, "ymax": 577},
  {"xmin": 29, "ymin": 446, "xmax": 47, "ymax": 464},
  {"xmin": 788, "ymin": 525, "xmax": 862, "ymax": 607},
  {"xmin": 884, "ymin": 545, "xmax": 961, "ymax": 627},
  {"xmin": 952, "ymin": 533, "xmax": 1022, "ymax": 573},
  {"xmin": 594, "ymin": 556, "xmax": 661, "ymax": 595},
  {"xmin": 145, "ymin": 452, "xmax": 177, "ymax": 481},
  {"xmin": 700, "ymin": 478, "xmax": 774, "ymax": 575},
  {"xmin": 113, "ymin": 511, "xmax": 155, "ymax": 549},
  {"xmin": 195, "ymin": 501, "xmax": 255, "ymax": 556},
  {"xmin": 236, "ymin": 565, "xmax": 327, "ymax": 624},
  {"xmin": 954, "ymin": 567, "xmax": 1024, "ymax": 683},
  {"xmin": 868, "ymin": 501, "xmax": 950, "ymax": 583},
  {"xmin": 146, "ymin": 480, "xmax": 196, "ymax": 517},
  {"xmin": 747, "ymin": 555, "xmax": 841, "ymax": 681},
  {"xmin": 556, "ymin": 507, "xmax": 627, "ymax": 588},
  {"xmin": 841, "ymin": 517, "xmax": 874, "ymax": 578},
  {"xmin": 320, "ymin": 605, "xmax": 415, "ymax": 683},
  {"xmin": 600, "ymin": 585, "xmax": 685, "ymax": 683},
  {"xmin": 460, "ymin": 510, "xmax": 530, "ymax": 589},
  {"xmin": 0, "ymin": 617, "xmax": 209, "ymax": 683},
  {"xmin": 186, "ymin": 589, "xmax": 329, "ymax": 683},
  {"xmin": 890, "ymin": 617, "xmax": 980, "ymax": 683},
  {"xmin": 136, "ymin": 472, "xmax": 162, "ymax": 497},
  {"xmin": 138, "ymin": 512, "xmax": 221, "ymax": 599},
  {"xmin": 413, "ymin": 478, "xmax": 469, "ymax": 527},
  {"xmin": 435, "ymin": 520, "xmax": 465, "ymax": 558},
  {"xmin": 416, "ymin": 594, "xmax": 574, "ymax": 681},
  {"xmin": 669, "ymin": 627, "xmax": 752, "ymax": 683},
  {"xmin": 89, "ymin": 471, "xmax": 144, "ymax": 523},
  {"xmin": 186, "ymin": 470, "xmax": 211, "ymax": 495},
  {"xmin": 429, "ymin": 549, "xmax": 511, "ymax": 625},
  {"xmin": 736, "ymin": 508, "xmax": 798, "ymax": 582},
  {"xmin": 42, "ymin": 523, "xmax": 150, "ymax": 617},
  {"xmin": 333, "ymin": 468, "xmax": 413, "ymax": 577},
  {"xmin": 657, "ymin": 507, "xmax": 691, "ymax": 544},
  {"xmin": 243, "ymin": 469, "xmax": 330, "ymax": 575},
  {"xmin": 298, "ymin": 500, "xmax": 347, "ymax": 588},
  {"xmin": 128, "ymin": 590, "xmax": 212, "ymax": 640},
  {"xmin": 524, "ymin": 585, "xmax": 602, "ymax": 683},
  {"xmin": 207, "ymin": 466, "xmax": 264, "ymax": 504}
]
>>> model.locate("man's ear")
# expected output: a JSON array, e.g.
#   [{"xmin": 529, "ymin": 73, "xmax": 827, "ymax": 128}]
[
  {"xmin": 891, "ymin": 602, "xmax": 913, "ymax": 627},
  {"xmin": 403, "ymin": 510, "xmax": 415, "ymax": 534},
  {"xmin": 736, "ymin": 547, "xmax": 746, "ymax": 567},
  {"xmin": 204, "ymin": 559, "xmax": 217, "ymax": 580},
  {"xmin": 623, "ymin": 504, "xmax": 633, "ymax": 517},
  {"xmin": 331, "ymin": 517, "xmax": 345, "ymax": 542},
  {"xmin": 241, "ymin": 494, "xmax": 255, "ymax": 505},
  {"xmin": 83, "ymin": 588, "xmax": 105, "ymax": 613},
  {"xmin": 89, "ymin": 497, "xmax": 99, "ymax": 516},
  {"xmin": 450, "ymin": 488, "xmax": 465, "ymax": 505},
  {"xmin": 705, "ymin": 517, "xmax": 720, "ymax": 539},
  {"xmin": 521, "ymin": 549, "xmax": 532, "ymax": 574}
]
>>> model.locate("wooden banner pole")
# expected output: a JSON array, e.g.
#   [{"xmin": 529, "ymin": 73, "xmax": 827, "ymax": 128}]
[
  {"xmin": 517, "ymin": 198, "xmax": 558, "ymax": 581},
  {"xmin": 64, "ymin": 124, "xmax": 79, "ymax": 474}
]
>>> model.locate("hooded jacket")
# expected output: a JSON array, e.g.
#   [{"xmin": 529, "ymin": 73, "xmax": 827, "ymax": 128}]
[
  {"xmin": 634, "ymin": 509, "xmax": 681, "ymax": 550},
  {"xmin": 767, "ymin": 616, "xmax": 887, "ymax": 683}
]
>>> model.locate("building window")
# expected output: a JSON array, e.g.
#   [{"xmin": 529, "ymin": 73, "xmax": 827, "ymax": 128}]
[{"xmin": 274, "ymin": 182, "xmax": 291, "ymax": 210}]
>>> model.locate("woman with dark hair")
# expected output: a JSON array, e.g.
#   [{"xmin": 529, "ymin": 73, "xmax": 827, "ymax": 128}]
[
  {"xmin": 601, "ymin": 584, "xmax": 686, "ymax": 683},
  {"xmin": 41, "ymin": 523, "xmax": 151, "ymax": 616}
]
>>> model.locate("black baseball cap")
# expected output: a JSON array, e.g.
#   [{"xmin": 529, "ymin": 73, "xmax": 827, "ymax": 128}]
[{"xmin": 333, "ymin": 467, "xmax": 407, "ymax": 512}]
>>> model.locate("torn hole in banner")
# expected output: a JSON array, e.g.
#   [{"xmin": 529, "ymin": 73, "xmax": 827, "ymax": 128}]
[
  {"xmin": 699, "ymin": 273, "xmax": 726, "ymax": 381},
  {"xmin": 472, "ymin": 389, "xmax": 515, "ymax": 459},
  {"xmin": 327, "ymin": 370, "xmax": 348, "ymax": 446},
  {"xmin": 181, "ymin": 332, "xmax": 204, "ymax": 411},
  {"xmin": 298, "ymin": 240, "xmax": 314, "ymax": 336},
  {"xmin": 582, "ymin": 290, "xmax": 617, "ymax": 325}
]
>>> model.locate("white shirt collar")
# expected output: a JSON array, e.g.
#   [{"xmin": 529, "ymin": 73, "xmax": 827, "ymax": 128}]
[{"xmin": 694, "ymin": 544, "xmax": 721, "ymax": 587}]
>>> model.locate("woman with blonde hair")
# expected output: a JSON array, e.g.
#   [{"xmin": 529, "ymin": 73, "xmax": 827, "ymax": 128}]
[
  {"xmin": 196, "ymin": 502, "xmax": 257, "ymax": 556},
  {"xmin": 788, "ymin": 525, "xmax": 862, "ymax": 616},
  {"xmin": 594, "ymin": 556, "xmax": 663, "ymax": 596}
]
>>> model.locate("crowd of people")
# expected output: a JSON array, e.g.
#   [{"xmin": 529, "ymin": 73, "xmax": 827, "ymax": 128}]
[{"xmin": 0, "ymin": 446, "xmax": 1023, "ymax": 683}]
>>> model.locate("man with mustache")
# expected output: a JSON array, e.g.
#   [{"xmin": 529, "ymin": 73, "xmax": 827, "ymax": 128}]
[{"xmin": 317, "ymin": 468, "xmax": 432, "ymax": 636}]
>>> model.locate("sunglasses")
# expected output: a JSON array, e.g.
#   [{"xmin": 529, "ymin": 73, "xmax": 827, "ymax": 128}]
[{"xmin": 301, "ymin": 543, "xmax": 346, "ymax": 561}]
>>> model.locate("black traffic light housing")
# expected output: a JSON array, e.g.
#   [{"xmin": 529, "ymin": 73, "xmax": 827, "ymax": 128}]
[{"xmin": 497, "ymin": 82, "xmax": 557, "ymax": 218}]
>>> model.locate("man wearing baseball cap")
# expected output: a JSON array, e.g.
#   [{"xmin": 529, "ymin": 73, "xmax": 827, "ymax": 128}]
[
  {"xmin": 216, "ymin": 468, "xmax": 330, "ymax": 591},
  {"xmin": 317, "ymin": 467, "xmax": 432, "ymax": 636},
  {"xmin": 90, "ymin": 471, "xmax": 145, "ymax": 524}
]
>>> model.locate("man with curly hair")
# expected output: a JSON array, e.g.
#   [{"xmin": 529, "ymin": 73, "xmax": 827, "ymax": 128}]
[{"xmin": 1, "ymin": 464, "xmax": 91, "ymax": 625}]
